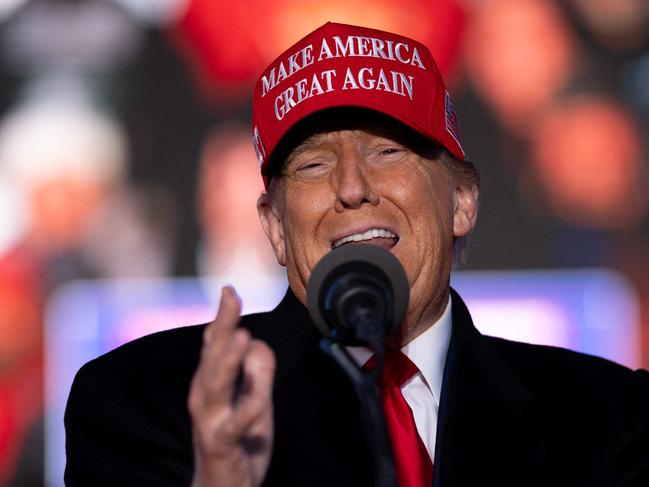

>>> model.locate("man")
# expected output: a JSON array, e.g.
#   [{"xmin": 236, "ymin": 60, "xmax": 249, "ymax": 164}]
[{"xmin": 65, "ymin": 23, "xmax": 649, "ymax": 486}]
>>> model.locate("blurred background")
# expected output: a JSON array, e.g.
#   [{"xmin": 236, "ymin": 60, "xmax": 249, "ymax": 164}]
[{"xmin": 0, "ymin": 0, "xmax": 647, "ymax": 485}]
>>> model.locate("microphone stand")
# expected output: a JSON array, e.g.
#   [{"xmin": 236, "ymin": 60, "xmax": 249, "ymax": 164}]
[{"xmin": 320, "ymin": 318, "xmax": 398, "ymax": 487}]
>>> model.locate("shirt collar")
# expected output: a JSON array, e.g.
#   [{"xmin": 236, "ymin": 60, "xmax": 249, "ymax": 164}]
[
  {"xmin": 346, "ymin": 294, "xmax": 453, "ymax": 407},
  {"xmin": 401, "ymin": 294, "xmax": 452, "ymax": 408}
]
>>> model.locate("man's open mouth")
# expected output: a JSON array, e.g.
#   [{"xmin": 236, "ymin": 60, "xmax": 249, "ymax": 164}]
[{"xmin": 331, "ymin": 228, "xmax": 399, "ymax": 250}]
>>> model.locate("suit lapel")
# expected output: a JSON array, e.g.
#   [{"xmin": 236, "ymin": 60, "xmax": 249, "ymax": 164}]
[{"xmin": 434, "ymin": 289, "xmax": 546, "ymax": 487}]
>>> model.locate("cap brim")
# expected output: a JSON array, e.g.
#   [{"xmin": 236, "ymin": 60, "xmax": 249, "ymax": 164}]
[{"xmin": 262, "ymin": 103, "xmax": 445, "ymax": 180}]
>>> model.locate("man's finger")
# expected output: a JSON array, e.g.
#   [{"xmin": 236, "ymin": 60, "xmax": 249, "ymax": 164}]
[
  {"xmin": 200, "ymin": 328, "xmax": 251, "ymax": 407},
  {"xmin": 203, "ymin": 286, "xmax": 242, "ymax": 346},
  {"xmin": 197, "ymin": 286, "xmax": 243, "ymax": 386},
  {"xmin": 224, "ymin": 340, "xmax": 276, "ymax": 439},
  {"xmin": 189, "ymin": 286, "xmax": 245, "ymax": 413}
]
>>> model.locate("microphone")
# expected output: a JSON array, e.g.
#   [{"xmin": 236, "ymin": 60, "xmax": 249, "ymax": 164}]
[
  {"xmin": 308, "ymin": 244, "xmax": 405, "ymax": 487},
  {"xmin": 306, "ymin": 244, "xmax": 409, "ymax": 346}
]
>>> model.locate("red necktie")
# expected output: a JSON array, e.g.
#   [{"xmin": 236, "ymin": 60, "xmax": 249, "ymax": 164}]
[{"xmin": 367, "ymin": 351, "xmax": 434, "ymax": 487}]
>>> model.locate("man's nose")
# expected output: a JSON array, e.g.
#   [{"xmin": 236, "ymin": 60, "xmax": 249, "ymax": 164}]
[{"xmin": 333, "ymin": 150, "xmax": 379, "ymax": 211}]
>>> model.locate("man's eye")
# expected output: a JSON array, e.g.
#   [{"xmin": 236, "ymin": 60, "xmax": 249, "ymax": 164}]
[
  {"xmin": 380, "ymin": 147, "xmax": 404, "ymax": 156},
  {"xmin": 297, "ymin": 161, "xmax": 324, "ymax": 171},
  {"xmin": 291, "ymin": 159, "xmax": 331, "ymax": 179}
]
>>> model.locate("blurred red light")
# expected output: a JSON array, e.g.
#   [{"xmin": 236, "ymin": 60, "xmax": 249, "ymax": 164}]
[
  {"xmin": 531, "ymin": 96, "xmax": 647, "ymax": 228},
  {"xmin": 170, "ymin": 0, "xmax": 466, "ymax": 101},
  {"xmin": 463, "ymin": 0, "xmax": 575, "ymax": 133}
]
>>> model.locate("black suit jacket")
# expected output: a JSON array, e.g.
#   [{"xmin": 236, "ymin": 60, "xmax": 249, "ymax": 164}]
[{"xmin": 65, "ymin": 288, "xmax": 649, "ymax": 486}]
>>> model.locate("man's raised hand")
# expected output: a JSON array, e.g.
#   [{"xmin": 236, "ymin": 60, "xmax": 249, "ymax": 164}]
[{"xmin": 188, "ymin": 287, "xmax": 276, "ymax": 487}]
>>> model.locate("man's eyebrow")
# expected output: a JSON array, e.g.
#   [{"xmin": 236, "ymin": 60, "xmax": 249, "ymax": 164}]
[{"xmin": 285, "ymin": 135, "xmax": 325, "ymax": 165}]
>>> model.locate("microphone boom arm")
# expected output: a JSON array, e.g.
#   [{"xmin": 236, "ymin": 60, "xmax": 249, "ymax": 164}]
[{"xmin": 320, "ymin": 338, "xmax": 397, "ymax": 487}]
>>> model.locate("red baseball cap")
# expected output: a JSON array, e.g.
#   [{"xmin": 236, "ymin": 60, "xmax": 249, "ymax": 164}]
[{"xmin": 252, "ymin": 22, "xmax": 464, "ymax": 189}]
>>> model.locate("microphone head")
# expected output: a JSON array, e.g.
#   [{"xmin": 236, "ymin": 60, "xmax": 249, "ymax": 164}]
[{"xmin": 306, "ymin": 244, "xmax": 409, "ymax": 343}]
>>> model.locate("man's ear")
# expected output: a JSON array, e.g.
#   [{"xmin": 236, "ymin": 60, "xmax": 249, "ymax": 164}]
[
  {"xmin": 453, "ymin": 184, "xmax": 479, "ymax": 238},
  {"xmin": 257, "ymin": 191, "xmax": 286, "ymax": 266}
]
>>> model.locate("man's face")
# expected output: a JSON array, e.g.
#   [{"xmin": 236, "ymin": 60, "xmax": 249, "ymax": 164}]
[{"xmin": 258, "ymin": 122, "xmax": 477, "ymax": 343}]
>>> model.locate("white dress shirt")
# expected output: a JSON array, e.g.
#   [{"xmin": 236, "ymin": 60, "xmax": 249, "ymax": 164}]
[{"xmin": 347, "ymin": 295, "xmax": 453, "ymax": 461}]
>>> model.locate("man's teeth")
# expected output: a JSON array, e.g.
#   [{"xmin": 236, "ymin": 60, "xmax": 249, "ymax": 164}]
[{"xmin": 333, "ymin": 228, "xmax": 397, "ymax": 248}]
